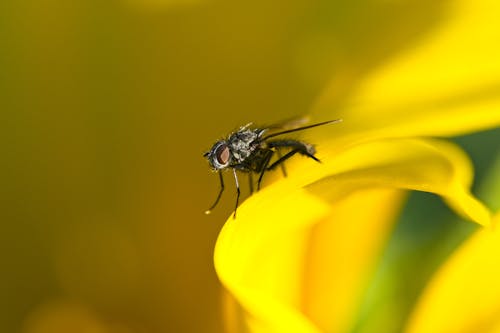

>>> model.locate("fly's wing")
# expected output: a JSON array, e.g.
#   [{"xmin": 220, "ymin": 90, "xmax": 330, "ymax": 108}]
[
  {"xmin": 263, "ymin": 116, "xmax": 311, "ymax": 131},
  {"xmin": 257, "ymin": 116, "xmax": 311, "ymax": 138},
  {"xmin": 260, "ymin": 117, "xmax": 342, "ymax": 140}
]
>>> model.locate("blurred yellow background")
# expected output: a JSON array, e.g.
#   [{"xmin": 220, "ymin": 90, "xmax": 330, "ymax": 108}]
[{"xmin": 1, "ymin": 0, "xmax": 453, "ymax": 332}]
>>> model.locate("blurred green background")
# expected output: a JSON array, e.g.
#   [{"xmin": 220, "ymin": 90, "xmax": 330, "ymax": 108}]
[{"xmin": 1, "ymin": 0, "xmax": 498, "ymax": 332}]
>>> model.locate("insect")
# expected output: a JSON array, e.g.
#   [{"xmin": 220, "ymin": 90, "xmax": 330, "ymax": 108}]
[{"xmin": 204, "ymin": 118, "xmax": 342, "ymax": 218}]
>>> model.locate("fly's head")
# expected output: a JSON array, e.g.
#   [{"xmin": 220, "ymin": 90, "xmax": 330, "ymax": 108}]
[{"xmin": 204, "ymin": 140, "xmax": 232, "ymax": 170}]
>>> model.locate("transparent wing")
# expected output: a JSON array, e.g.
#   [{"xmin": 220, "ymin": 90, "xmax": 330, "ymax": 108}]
[
  {"xmin": 263, "ymin": 115, "xmax": 311, "ymax": 132},
  {"xmin": 261, "ymin": 118, "xmax": 342, "ymax": 140}
]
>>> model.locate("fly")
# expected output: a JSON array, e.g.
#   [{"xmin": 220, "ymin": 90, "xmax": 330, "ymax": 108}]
[{"xmin": 204, "ymin": 118, "xmax": 342, "ymax": 218}]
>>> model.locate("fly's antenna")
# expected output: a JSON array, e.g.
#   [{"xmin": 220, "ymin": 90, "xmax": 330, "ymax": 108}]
[{"xmin": 261, "ymin": 119, "xmax": 342, "ymax": 140}]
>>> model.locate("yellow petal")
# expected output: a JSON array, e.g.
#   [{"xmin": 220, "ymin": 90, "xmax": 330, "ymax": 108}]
[
  {"xmin": 313, "ymin": 0, "xmax": 500, "ymax": 141},
  {"xmin": 295, "ymin": 138, "xmax": 490, "ymax": 226},
  {"xmin": 216, "ymin": 185, "xmax": 406, "ymax": 333},
  {"xmin": 215, "ymin": 137, "xmax": 490, "ymax": 332},
  {"xmin": 214, "ymin": 184, "xmax": 331, "ymax": 333},
  {"xmin": 405, "ymin": 212, "xmax": 500, "ymax": 333},
  {"xmin": 302, "ymin": 188, "xmax": 406, "ymax": 333}
]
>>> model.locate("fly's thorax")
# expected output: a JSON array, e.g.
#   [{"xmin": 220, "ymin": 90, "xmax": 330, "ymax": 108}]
[{"xmin": 227, "ymin": 129, "xmax": 261, "ymax": 163}]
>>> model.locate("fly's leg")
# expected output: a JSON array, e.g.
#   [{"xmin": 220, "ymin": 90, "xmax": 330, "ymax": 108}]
[
  {"xmin": 266, "ymin": 139, "xmax": 320, "ymax": 171},
  {"xmin": 205, "ymin": 172, "xmax": 224, "ymax": 214},
  {"xmin": 276, "ymin": 149, "xmax": 287, "ymax": 177},
  {"xmin": 257, "ymin": 150, "xmax": 274, "ymax": 191},
  {"xmin": 248, "ymin": 172, "xmax": 254, "ymax": 194},
  {"xmin": 266, "ymin": 149, "xmax": 301, "ymax": 171},
  {"xmin": 232, "ymin": 169, "xmax": 240, "ymax": 219}
]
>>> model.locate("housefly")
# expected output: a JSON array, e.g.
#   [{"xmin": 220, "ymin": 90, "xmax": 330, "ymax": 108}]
[{"xmin": 204, "ymin": 118, "xmax": 342, "ymax": 218}]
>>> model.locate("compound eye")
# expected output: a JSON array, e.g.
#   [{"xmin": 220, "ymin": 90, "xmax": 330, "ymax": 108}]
[{"xmin": 215, "ymin": 144, "xmax": 230, "ymax": 167}]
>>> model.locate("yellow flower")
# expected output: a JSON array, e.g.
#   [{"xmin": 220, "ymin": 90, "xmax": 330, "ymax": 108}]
[{"xmin": 214, "ymin": 0, "xmax": 500, "ymax": 332}]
